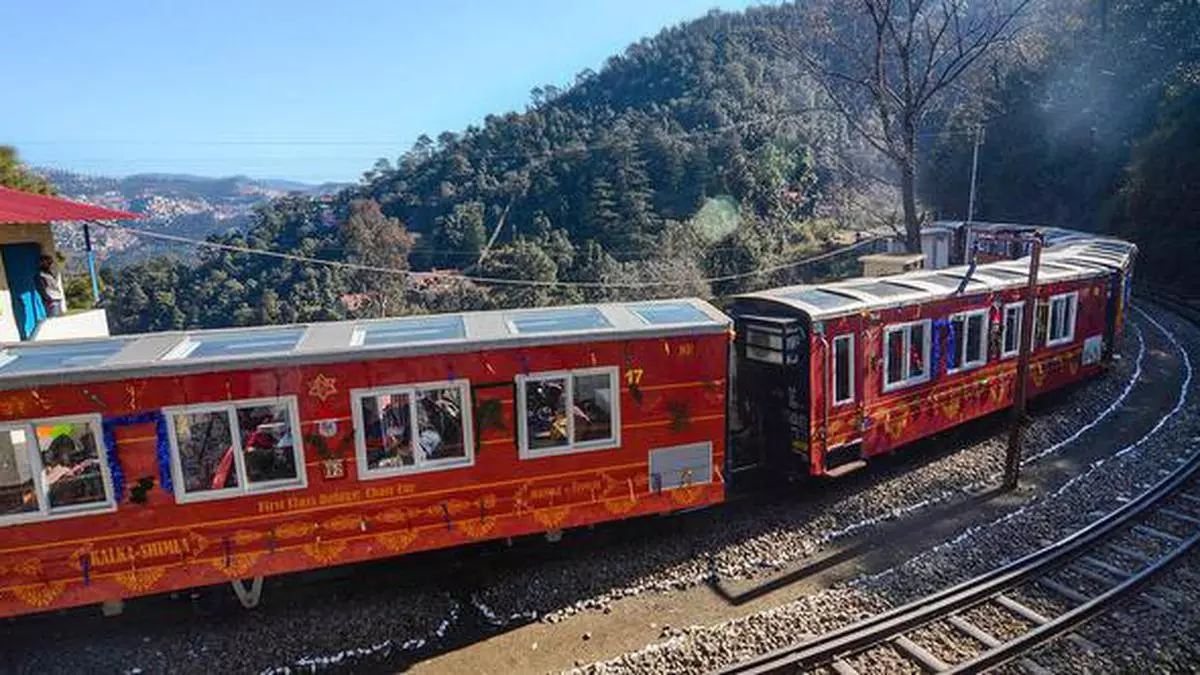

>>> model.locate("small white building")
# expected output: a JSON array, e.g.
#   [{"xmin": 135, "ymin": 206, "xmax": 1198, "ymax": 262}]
[
  {"xmin": 0, "ymin": 186, "xmax": 139, "ymax": 343},
  {"xmin": 879, "ymin": 226, "xmax": 955, "ymax": 270}
]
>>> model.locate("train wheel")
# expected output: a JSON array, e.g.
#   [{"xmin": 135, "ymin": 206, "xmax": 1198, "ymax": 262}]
[{"xmin": 231, "ymin": 576, "xmax": 264, "ymax": 609}]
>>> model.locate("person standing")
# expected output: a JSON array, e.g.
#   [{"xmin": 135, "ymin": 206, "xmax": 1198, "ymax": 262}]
[{"xmin": 35, "ymin": 255, "xmax": 66, "ymax": 317}]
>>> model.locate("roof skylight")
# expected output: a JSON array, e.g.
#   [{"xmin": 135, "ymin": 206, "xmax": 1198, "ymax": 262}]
[
  {"xmin": 352, "ymin": 315, "xmax": 465, "ymax": 346},
  {"xmin": 629, "ymin": 302, "xmax": 713, "ymax": 325},
  {"xmin": 0, "ymin": 340, "xmax": 126, "ymax": 375},
  {"xmin": 163, "ymin": 328, "xmax": 306, "ymax": 360},
  {"xmin": 506, "ymin": 307, "xmax": 613, "ymax": 334}
]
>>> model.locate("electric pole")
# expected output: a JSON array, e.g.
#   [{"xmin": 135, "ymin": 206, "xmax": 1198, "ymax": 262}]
[
  {"xmin": 1004, "ymin": 231, "xmax": 1044, "ymax": 491},
  {"xmin": 967, "ymin": 125, "xmax": 983, "ymax": 223}
]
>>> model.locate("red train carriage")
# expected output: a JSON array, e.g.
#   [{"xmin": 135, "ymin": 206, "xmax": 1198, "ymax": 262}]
[
  {"xmin": 729, "ymin": 237, "xmax": 1137, "ymax": 478},
  {"xmin": 0, "ymin": 299, "xmax": 730, "ymax": 618}
]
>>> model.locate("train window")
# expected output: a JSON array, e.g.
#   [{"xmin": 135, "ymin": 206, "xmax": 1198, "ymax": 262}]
[
  {"xmin": 0, "ymin": 415, "xmax": 114, "ymax": 526},
  {"xmin": 352, "ymin": 380, "xmax": 473, "ymax": 478},
  {"xmin": 883, "ymin": 320, "xmax": 932, "ymax": 392},
  {"xmin": 832, "ymin": 335, "xmax": 854, "ymax": 405},
  {"xmin": 517, "ymin": 367, "xmax": 620, "ymax": 459},
  {"xmin": 0, "ymin": 429, "xmax": 37, "ymax": 518},
  {"xmin": 165, "ymin": 397, "xmax": 306, "ymax": 502},
  {"xmin": 1034, "ymin": 302, "xmax": 1050, "ymax": 345},
  {"xmin": 1047, "ymin": 292, "xmax": 1079, "ymax": 347},
  {"xmin": 359, "ymin": 392, "xmax": 415, "ymax": 470},
  {"xmin": 172, "ymin": 410, "xmax": 239, "ymax": 495},
  {"xmin": 1001, "ymin": 303, "xmax": 1025, "ymax": 358},
  {"xmin": 416, "ymin": 387, "xmax": 469, "ymax": 463},
  {"xmin": 236, "ymin": 404, "xmax": 301, "ymax": 486},
  {"xmin": 947, "ymin": 309, "xmax": 989, "ymax": 373},
  {"xmin": 573, "ymin": 373, "xmax": 615, "ymax": 443},
  {"xmin": 744, "ymin": 325, "xmax": 785, "ymax": 365}
]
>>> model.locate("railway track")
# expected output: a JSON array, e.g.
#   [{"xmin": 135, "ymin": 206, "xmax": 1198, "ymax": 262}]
[
  {"xmin": 718, "ymin": 445, "xmax": 1200, "ymax": 674},
  {"xmin": 718, "ymin": 300, "xmax": 1200, "ymax": 675}
]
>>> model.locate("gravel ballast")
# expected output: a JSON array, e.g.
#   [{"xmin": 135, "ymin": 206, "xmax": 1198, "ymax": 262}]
[{"xmin": 574, "ymin": 305, "xmax": 1200, "ymax": 674}]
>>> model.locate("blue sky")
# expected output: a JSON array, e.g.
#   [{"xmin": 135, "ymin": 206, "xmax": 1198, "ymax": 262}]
[{"xmin": 2, "ymin": 0, "xmax": 764, "ymax": 183}]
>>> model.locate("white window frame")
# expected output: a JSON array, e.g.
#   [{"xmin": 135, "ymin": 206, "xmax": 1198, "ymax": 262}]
[
  {"xmin": 516, "ymin": 366, "xmax": 621, "ymax": 459},
  {"xmin": 882, "ymin": 319, "xmax": 932, "ymax": 393},
  {"xmin": 946, "ymin": 308, "xmax": 990, "ymax": 374},
  {"xmin": 1001, "ymin": 302, "xmax": 1024, "ymax": 359},
  {"xmin": 350, "ymin": 379, "xmax": 474, "ymax": 479},
  {"xmin": 0, "ymin": 414, "xmax": 115, "ymax": 527},
  {"xmin": 164, "ymin": 396, "xmax": 307, "ymax": 503},
  {"xmin": 831, "ymin": 334, "xmax": 855, "ymax": 406},
  {"xmin": 1046, "ymin": 291, "xmax": 1079, "ymax": 347}
]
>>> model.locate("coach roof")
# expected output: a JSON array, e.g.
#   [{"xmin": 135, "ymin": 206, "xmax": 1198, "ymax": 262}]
[
  {"xmin": 739, "ymin": 232, "xmax": 1135, "ymax": 321},
  {"xmin": 0, "ymin": 298, "xmax": 729, "ymax": 388}
]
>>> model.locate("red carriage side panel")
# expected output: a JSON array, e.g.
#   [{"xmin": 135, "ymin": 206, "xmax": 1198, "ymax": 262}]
[
  {"xmin": 735, "ymin": 229, "xmax": 1135, "ymax": 481},
  {"xmin": 0, "ymin": 308, "xmax": 729, "ymax": 619},
  {"xmin": 807, "ymin": 313, "xmax": 868, "ymax": 474},
  {"xmin": 854, "ymin": 276, "xmax": 1110, "ymax": 458}
]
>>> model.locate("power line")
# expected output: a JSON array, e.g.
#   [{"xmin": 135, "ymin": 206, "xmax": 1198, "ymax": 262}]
[{"xmin": 88, "ymin": 220, "xmax": 883, "ymax": 289}]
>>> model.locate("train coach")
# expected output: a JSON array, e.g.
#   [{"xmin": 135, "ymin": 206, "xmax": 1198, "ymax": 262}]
[
  {"xmin": 0, "ymin": 225, "xmax": 1137, "ymax": 621},
  {"xmin": 0, "ymin": 300, "xmax": 730, "ymax": 618},
  {"xmin": 728, "ymin": 232, "xmax": 1137, "ymax": 478}
]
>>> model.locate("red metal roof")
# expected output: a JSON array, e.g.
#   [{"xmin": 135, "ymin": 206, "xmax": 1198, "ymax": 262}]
[{"xmin": 0, "ymin": 185, "xmax": 141, "ymax": 224}]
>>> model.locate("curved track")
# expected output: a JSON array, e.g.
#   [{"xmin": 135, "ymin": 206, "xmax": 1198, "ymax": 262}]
[{"xmin": 718, "ymin": 299, "xmax": 1199, "ymax": 675}]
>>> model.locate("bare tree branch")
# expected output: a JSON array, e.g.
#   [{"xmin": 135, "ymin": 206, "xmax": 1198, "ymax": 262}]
[{"xmin": 784, "ymin": 0, "xmax": 1033, "ymax": 253}]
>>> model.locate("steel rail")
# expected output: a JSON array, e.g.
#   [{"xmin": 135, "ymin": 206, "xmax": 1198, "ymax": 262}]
[
  {"xmin": 718, "ymin": 384, "xmax": 1200, "ymax": 675},
  {"xmin": 947, "ymin": 528, "xmax": 1200, "ymax": 673}
]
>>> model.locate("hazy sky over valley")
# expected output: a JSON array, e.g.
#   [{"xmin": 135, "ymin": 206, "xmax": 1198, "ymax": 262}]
[{"xmin": 3, "ymin": 0, "xmax": 763, "ymax": 183}]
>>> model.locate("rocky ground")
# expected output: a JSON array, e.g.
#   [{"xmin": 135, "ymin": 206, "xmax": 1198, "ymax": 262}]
[
  {"xmin": 574, "ymin": 305, "xmax": 1200, "ymax": 674},
  {"xmin": 1, "ymin": 307, "xmax": 1184, "ymax": 675}
]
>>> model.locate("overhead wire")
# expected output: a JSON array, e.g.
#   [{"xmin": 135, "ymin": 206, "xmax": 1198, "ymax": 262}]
[{"xmin": 87, "ymin": 219, "xmax": 884, "ymax": 289}]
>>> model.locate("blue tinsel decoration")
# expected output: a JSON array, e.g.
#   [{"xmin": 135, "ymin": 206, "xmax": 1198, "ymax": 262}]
[
  {"xmin": 930, "ymin": 319, "xmax": 949, "ymax": 378},
  {"xmin": 155, "ymin": 413, "xmax": 173, "ymax": 493},
  {"xmin": 947, "ymin": 321, "xmax": 958, "ymax": 371},
  {"xmin": 101, "ymin": 410, "xmax": 173, "ymax": 501}
]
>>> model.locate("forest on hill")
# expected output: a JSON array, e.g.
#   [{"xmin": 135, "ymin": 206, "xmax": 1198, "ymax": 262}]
[{"xmin": 5, "ymin": 0, "xmax": 1197, "ymax": 334}]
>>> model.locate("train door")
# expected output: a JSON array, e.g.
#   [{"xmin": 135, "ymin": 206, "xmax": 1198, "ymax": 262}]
[
  {"xmin": 1103, "ymin": 270, "xmax": 1120, "ymax": 360},
  {"xmin": 1112, "ymin": 259, "xmax": 1135, "ymax": 350},
  {"xmin": 730, "ymin": 313, "xmax": 810, "ymax": 479}
]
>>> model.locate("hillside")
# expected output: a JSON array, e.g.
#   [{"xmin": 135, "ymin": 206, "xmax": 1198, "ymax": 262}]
[
  {"xmin": 41, "ymin": 169, "xmax": 347, "ymax": 267},
  {"xmin": 93, "ymin": 0, "xmax": 1199, "ymax": 334},
  {"xmin": 349, "ymin": 4, "xmax": 886, "ymax": 269}
]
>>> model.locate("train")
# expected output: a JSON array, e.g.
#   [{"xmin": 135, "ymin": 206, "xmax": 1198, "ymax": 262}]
[{"xmin": 0, "ymin": 222, "xmax": 1135, "ymax": 619}]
